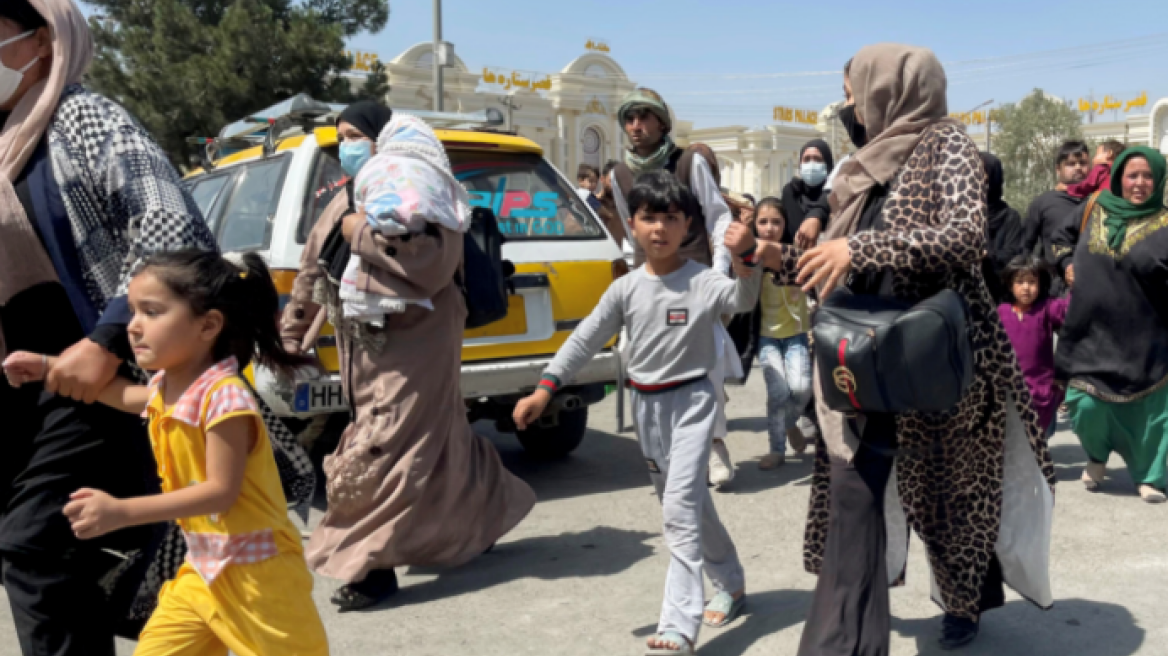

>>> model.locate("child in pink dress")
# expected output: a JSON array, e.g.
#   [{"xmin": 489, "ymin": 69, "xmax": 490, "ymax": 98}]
[{"xmin": 997, "ymin": 255, "xmax": 1070, "ymax": 435}]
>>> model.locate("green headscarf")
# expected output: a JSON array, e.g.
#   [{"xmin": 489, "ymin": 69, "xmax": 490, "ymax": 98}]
[{"xmin": 1095, "ymin": 146, "xmax": 1167, "ymax": 250}]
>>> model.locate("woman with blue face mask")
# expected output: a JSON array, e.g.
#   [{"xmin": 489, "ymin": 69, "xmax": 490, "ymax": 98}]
[
  {"xmin": 779, "ymin": 139, "xmax": 836, "ymax": 247},
  {"xmin": 336, "ymin": 100, "xmax": 393, "ymax": 178}
]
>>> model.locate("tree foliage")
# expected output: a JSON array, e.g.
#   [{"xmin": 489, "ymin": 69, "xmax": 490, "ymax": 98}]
[
  {"xmin": 86, "ymin": 0, "xmax": 390, "ymax": 168},
  {"xmin": 356, "ymin": 59, "xmax": 391, "ymax": 102},
  {"xmin": 993, "ymin": 90, "xmax": 1085, "ymax": 211}
]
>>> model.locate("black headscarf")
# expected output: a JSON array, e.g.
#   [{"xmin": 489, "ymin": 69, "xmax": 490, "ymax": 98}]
[
  {"xmin": 320, "ymin": 101, "xmax": 394, "ymax": 280},
  {"xmin": 779, "ymin": 139, "xmax": 835, "ymax": 243},
  {"xmin": 337, "ymin": 100, "xmax": 394, "ymax": 142},
  {"xmin": 979, "ymin": 152, "xmax": 1025, "ymax": 303}
]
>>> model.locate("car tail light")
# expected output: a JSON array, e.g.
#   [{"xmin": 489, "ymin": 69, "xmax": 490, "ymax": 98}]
[{"xmin": 612, "ymin": 258, "xmax": 630, "ymax": 281}]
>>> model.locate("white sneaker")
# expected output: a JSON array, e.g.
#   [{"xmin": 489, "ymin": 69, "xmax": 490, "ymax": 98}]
[{"xmin": 710, "ymin": 439, "xmax": 735, "ymax": 487}]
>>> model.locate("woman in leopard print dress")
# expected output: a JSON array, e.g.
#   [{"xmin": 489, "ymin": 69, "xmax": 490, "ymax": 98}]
[{"xmin": 743, "ymin": 44, "xmax": 1057, "ymax": 656}]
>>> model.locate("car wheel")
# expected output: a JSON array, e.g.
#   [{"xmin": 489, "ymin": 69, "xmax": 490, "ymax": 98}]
[{"xmin": 515, "ymin": 407, "xmax": 588, "ymax": 459}]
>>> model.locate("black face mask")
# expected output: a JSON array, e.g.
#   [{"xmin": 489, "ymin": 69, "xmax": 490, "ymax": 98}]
[{"xmin": 839, "ymin": 104, "xmax": 868, "ymax": 148}]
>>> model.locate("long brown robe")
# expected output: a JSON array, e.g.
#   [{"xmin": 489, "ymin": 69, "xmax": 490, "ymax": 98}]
[
  {"xmin": 770, "ymin": 123, "xmax": 1057, "ymax": 619},
  {"xmin": 283, "ymin": 194, "xmax": 535, "ymax": 583}
]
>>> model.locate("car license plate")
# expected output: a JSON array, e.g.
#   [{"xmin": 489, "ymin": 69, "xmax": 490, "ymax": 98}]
[
  {"xmin": 463, "ymin": 295, "xmax": 528, "ymax": 339},
  {"xmin": 294, "ymin": 380, "xmax": 347, "ymax": 413}
]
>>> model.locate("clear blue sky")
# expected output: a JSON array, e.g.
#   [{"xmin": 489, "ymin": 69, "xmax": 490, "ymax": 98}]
[{"xmin": 350, "ymin": 0, "xmax": 1168, "ymax": 129}]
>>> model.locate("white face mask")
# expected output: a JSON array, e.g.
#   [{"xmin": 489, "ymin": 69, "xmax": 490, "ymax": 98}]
[
  {"xmin": 800, "ymin": 161, "xmax": 828, "ymax": 187},
  {"xmin": 0, "ymin": 31, "xmax": 38, "ymax": 108}
]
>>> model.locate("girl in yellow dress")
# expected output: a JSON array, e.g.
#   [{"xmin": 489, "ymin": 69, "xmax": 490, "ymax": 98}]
[{"xmin": 4, "ymin": 250, "xmax": 328, "ymax": 656}]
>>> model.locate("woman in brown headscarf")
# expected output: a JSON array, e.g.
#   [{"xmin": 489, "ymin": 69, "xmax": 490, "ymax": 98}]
[
  {"xmin": 0, "ymin": 0, "xmax": 225, "ymax": 653},
  {"xmin": 737, "ymin": 44, "xmax": 1056, "ymax": 654},
  {"xmin": 282, "ymin": 109, "xmax": 536, "ymax": 612}
]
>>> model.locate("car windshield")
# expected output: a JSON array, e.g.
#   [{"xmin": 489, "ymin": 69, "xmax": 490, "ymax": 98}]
[
  {"xmin": 450, "ymin": 150, "xmax": 604, "ymax": 240},
  {"xmin": 183, "ymin": 154, "xmax": 291, "ymax": 252}
]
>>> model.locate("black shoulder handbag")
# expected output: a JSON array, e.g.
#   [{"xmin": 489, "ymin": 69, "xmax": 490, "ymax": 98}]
[{"xmin": 812, "ymin": 288, "xmax": 974, "ymax": 414}]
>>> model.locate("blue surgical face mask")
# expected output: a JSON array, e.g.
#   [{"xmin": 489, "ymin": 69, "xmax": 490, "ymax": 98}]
[
  {"xmin": 800, "ymin": 161, "xmax": 828, "ymax": 187},
  {"xmin": 340, "ymin": 140, "xmax": 373, "ymax": 177}
]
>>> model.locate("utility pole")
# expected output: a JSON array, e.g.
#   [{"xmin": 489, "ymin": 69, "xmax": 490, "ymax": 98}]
[
  {"xmin": 432, "ymin": 0, "xmax": 444, "ymax": 112},
  {"xmin": 968, "ymin": 99, "xmax": 993, "ymax": 154},
  {"xmin": 986, "ymin": 113, "xmax": 992, "ymax": 154},
  {"xmin": 499, "ymin": 95, "xmax": 521, "ymax": 132}
]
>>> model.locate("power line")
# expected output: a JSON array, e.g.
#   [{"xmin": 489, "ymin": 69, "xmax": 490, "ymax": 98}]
[{"xmin": 631, "ymin": 31, "xmax": 1168, "ymax": 81}]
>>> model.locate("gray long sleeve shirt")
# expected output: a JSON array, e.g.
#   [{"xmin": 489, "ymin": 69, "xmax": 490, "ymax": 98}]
[{"xmin": 545, "ymin": 260, "xmax": 762, "ymax": 387}]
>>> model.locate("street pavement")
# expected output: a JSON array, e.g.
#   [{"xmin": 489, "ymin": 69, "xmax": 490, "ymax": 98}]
[{"xmin": 2, "ymin": 373, "xmax": 1166, "ymax": 655}]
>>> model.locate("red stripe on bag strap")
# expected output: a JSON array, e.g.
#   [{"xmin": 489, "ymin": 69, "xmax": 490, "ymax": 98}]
[{"xmin": 837, "ymin": 339, "xmax": 861, "ymax": 410}]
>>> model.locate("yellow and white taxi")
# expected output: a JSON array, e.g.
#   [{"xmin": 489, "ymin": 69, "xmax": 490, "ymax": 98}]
[{"xmin": 182, "ymin": 96, "xmax": 625, "ymax": 458}]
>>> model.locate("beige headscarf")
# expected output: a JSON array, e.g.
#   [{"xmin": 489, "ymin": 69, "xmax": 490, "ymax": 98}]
[
  {"xmin": 825, "ymin": 44, "xmax": 960, "ymax": 243},
  {"xmin": 0, "ymin": 0, "xmax": 93, "ymax": 359},
  {"xmin": 817, "ymin": 44, "xmax": 960, "ymax": 464}
]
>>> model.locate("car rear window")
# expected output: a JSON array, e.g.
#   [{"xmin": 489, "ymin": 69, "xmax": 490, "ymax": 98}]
[
  {"xmin": 450, "ymin": 150, "xmax": 604, "ymax": 240},
  {"xmin": 183, "ymin": 154, "xmax": 291, "ymax": 252}
]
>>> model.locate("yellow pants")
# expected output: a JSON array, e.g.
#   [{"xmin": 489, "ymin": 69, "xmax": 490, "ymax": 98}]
[{"xmin": 135, "ymin": 554, "xmax": 329, "ymax": 656}]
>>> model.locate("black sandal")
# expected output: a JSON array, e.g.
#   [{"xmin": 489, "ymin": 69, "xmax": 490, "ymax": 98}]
[
  {"xmin": 331, "ymin": 569, "xmax": 399, "ymax": 612},
  {"xmin": 938, "ymin": 613, "xmax": 979, "ymax": 650}
]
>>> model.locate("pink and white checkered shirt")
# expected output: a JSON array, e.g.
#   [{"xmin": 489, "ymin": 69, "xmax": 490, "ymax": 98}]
[
  {"xmin": 184, "ymin": 529, "xmax": 279, "ymax": 584},
  {"xmin": 143, "ymin": 357, "xmax": 257, "ymax": 426}
]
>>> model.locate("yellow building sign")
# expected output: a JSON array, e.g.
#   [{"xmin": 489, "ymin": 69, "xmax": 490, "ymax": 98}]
[
  {"xmin": 950, "ymin": 110, "xmax": 1003, "ymax": 126},
  {"xmin": 481, "ymin": 67, "xmax": 552, "ymax": 92},
  {"xmin": 585, "ymin": 39, "xmax": 611, "ymax": 54},
  {"xmin": 1077, "ymin": 92, "xmax": 1148, "ymax": 115},
  {"xmin": 773, "ymin": 106, "xmax": 818, "ymax": 125},
  {"xmin": 345, "ymin": 50, "xmax": 380, "ymax": 73}
]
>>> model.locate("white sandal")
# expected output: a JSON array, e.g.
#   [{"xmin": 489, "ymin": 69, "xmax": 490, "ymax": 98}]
[
  {"xmin": 1081, "ymin": 462, "xmax": 1105, "ymax": 492},
  {"xmin": 709, "ymin": 440, "xmax": 735, "ymax": 487},
  {"xmin": 1139, "ymin": 485, "xmax": 1167, "ymax": 504}
]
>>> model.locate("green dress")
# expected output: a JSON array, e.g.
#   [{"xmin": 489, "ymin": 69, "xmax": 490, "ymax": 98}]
[{"xmin": 1065, "ymin": 386, "xmax": 1168, "ymax": 488}]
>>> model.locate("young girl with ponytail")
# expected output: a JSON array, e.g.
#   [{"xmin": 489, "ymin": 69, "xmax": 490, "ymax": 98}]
[{"xmin": 4, "ymin": 249, "xmax": 329, "ymax": 655}]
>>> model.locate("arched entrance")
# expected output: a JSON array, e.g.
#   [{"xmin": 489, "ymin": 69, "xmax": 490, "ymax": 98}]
[{"xmin": 581, "ymin": 126, "xmax": 602, "ymax": 170}]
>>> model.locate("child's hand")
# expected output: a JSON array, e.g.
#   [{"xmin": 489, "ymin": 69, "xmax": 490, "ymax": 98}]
[
  {"xmin": 63, "ymin": 488, "xmax": 127, "ymax": 540},
  {"xmin": 724, "ymin": 222, "xmax": 757, "ymax": 257},
  {"xmin": 2, "ymin": 352, "xmax": 55, "ymax": 387},
  {"xmin": 513, "ymin": 390, "xmax": 552, "ymax": 431}
]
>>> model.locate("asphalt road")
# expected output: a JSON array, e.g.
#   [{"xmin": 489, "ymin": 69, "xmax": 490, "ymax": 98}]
[{"xmin": 2, "ymin": 374, "xmax": 1166, "ymax": 655}]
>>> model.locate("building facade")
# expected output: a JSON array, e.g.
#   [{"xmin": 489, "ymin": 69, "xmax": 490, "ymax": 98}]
[
  {"xmin": 354, "ymin": 43, "xmax": 1168, "ymax": 198},
  {"xmin": 355, "ymin": 42, "xmax": 821, "ymax": 196}
]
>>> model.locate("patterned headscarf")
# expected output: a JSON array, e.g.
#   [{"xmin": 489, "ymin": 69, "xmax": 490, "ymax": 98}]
[{"xmin": 0, "ymin": 0, "xmax": 93, "ymax": 359}]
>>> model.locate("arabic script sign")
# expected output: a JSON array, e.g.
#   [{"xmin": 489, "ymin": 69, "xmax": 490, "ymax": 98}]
[
  {"xmin": 950, "ymin": 110, "xmax": 1003, "ymax": 126},
  {"xmin": 585, "ymin": 39, "xmax": 611, "ymax": 54},
  {"xmin": 345, "ymin": 50, "xmax": 380, "ymax": 73},
  {"xmin": 480, "ymin": 67, "xmax": 552, "ymax": 94},
  {"xmin": 773, "ymin": 106, "xmax": 818, "ymax": 125},
  {"xmin": 1077, "ymin": 92, "xmax": 1148, "ymax": 115}
]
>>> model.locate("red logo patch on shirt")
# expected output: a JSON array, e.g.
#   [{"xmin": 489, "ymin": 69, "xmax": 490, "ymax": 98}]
[{"xmin": 667, "ymin": 309, "xmax": 689, "ymax": 326}]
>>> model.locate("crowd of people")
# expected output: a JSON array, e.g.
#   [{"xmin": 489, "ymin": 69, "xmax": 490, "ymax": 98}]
[{"xmin": 2, "ymin": 2, "xmax": 1167, "ymax": 656}]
